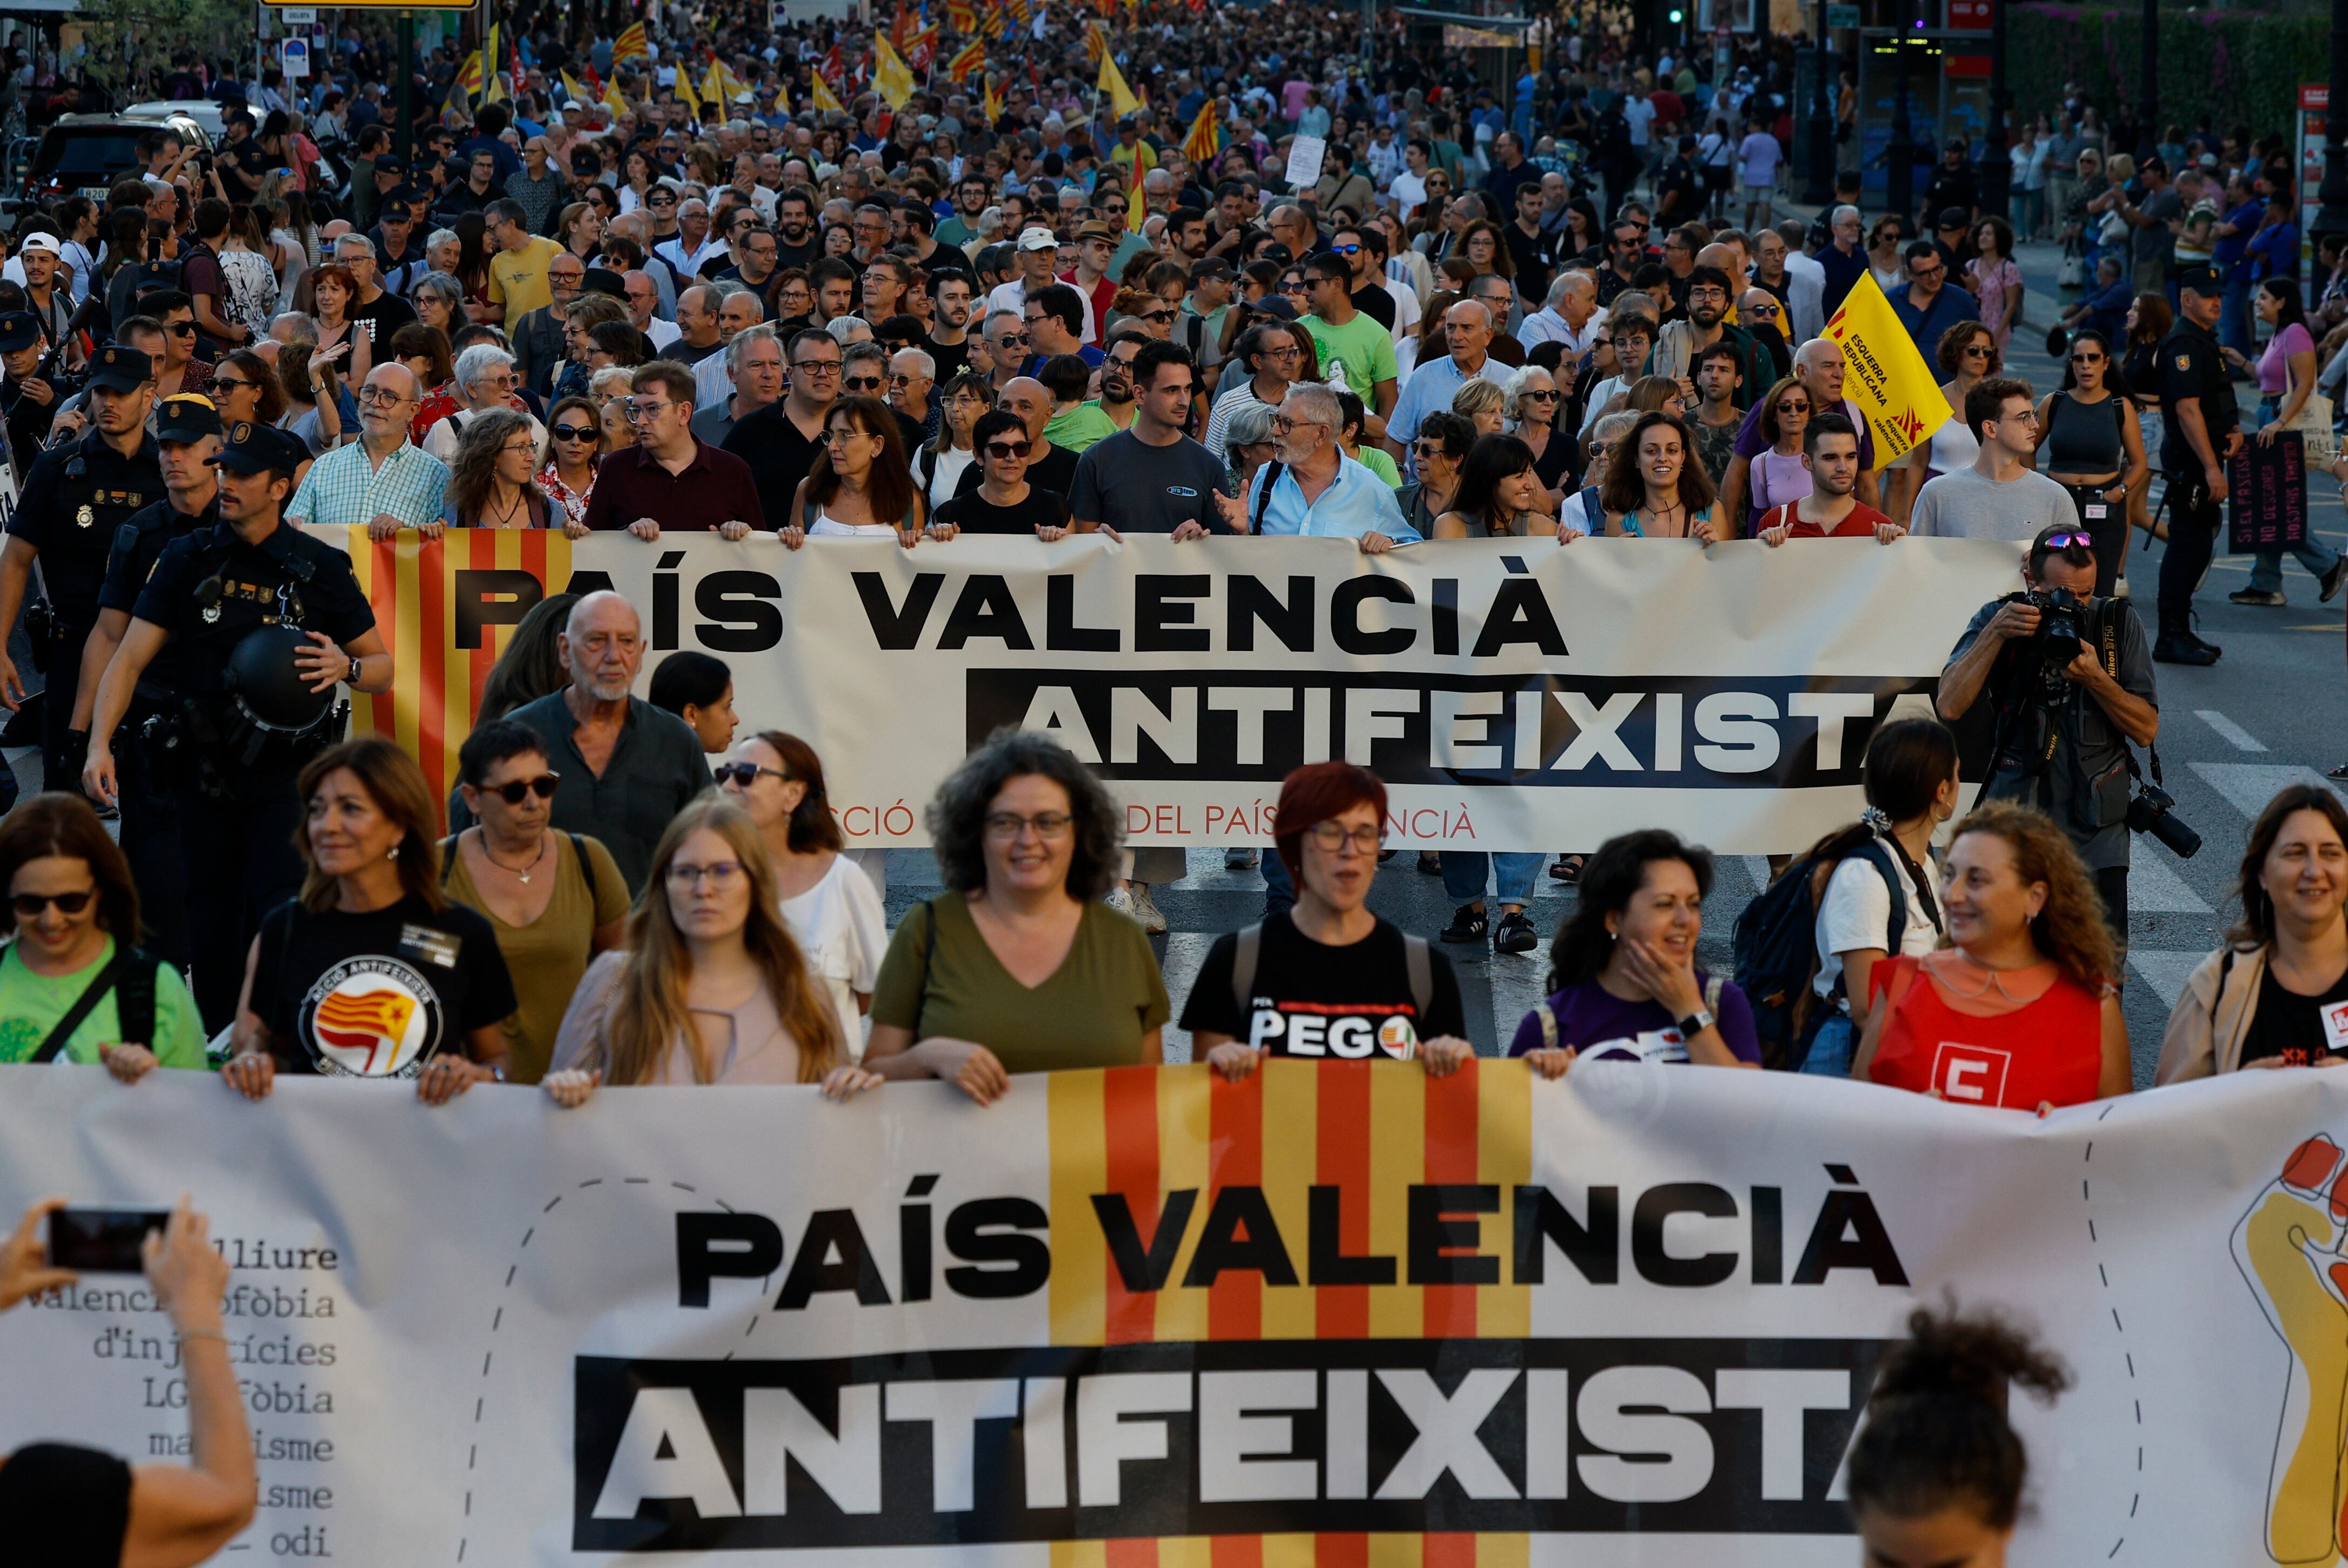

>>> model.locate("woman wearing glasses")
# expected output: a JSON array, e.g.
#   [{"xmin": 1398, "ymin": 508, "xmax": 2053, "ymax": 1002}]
[
  {"xmin": 223, "ymin": 740, "xmax": 517, "ymax": 1105},
  {"xmin": 916, "ymin": 370, "xmax": 991, "ymax": 514},
  {"xmin": 442, "ymin": 409, "xmax": 558, "ymax": 531},
  {"xmin": 1741, "ymin": 377, "xmax": 1815, "ymax": 526},
  {"xmin": 438, "ymin": 722, "xmax": 629, "ymax": 1085},
  {"xmin": 1887, "ymin": 322, "xmax": 1997, "ymax": 526},
  {"xmin": 206, "ymin": 350, "xmax": 285, "ymax": 429},
  {"xmin": 537, "ymin": 395, "xmax": 605, "ymax": 531},
  {"xmin": 1503, "ymin": 365, "xmax": 1575, "ymax": 504},
  {"xmin": 543, "ymin": 797, "xmax": 878, "ymax": 1105},
  {"xmin": 0, "ymin": 792, "xmax": 206, "ymax": 1076},
  {"xmin": 932, "ymin": 408, "xmax": 1072, "ymax": 538},
  {"xmin": 1397, "ymin": 410, "xmax": 1473, "ymax": 537},
  {"xmin": 1183, "ymin": 760, "xmax": 1472, "ymax": 1082},
  {"xmin": 865, "ymin": 729, "xmax": 1168, "ymax": 1104},
  {"xmin": 781, "ymin": 395, "xmax": 933, "ymax": 546},
  {"xmin": 2033, "ymin": 326, "xmax": 2147, "ymax": 594},
  {"xmin": 717, "ymin": 731, "xmax": 888, "ymax": 1060},
  {"xmin": 1111, "ymin": 288, "xmax": 1177, "ymax": 341}
]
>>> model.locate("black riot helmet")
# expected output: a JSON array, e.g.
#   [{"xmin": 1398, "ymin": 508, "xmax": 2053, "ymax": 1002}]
[{"xmin": 223, "ymin": 623, "xmax": 335, "ymax": 734}]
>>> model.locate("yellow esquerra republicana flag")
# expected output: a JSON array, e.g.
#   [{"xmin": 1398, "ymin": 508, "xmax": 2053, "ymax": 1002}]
[{"xmin": 1820, "ymin": 272, "xmax": 1952, "ymax": 464}]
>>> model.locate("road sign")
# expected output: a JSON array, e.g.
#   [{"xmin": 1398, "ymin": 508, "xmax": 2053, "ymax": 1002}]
[
  {"xmin": 277, "ymin": 6, "xmax": 316, "ymax": 19},
  {"xmin": 1826, "ymin": 4, "xmax": 1860, "ymax": 26},
  {"xmin": 280, "ymin": 37, "xmax": 309, "ymax": 78}
]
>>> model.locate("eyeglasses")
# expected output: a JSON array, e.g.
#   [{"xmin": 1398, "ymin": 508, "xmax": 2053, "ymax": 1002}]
[
  {"xmin": 649, "ymin": 194, "xmax": 677, "ymax": 206},
  {"xmin": 1138, "ymin": 308, "xmax": 1176, "ymax": 323},
  {"xmin": 665, "ymin": 859, "xmax": 748, "ymax": 888},
  {"xmin": 2069, "ymin": 352, "xmax": 2106, "ymax": 365},
  {"xmin": 843, "ymin": 375, "xmax": 884, "ymax": 391},
  {"xmin": 1270, "ymin": 414, "xmax": 1325, "ymax": 434},
  {"xmin": 1746, "ymin": 302, "xmax": 1780, "ymax": 317},
  {"xmin": 983, "ymin": 810, "xmax": 1072, "ymax": 839},
  {"xmin": 356, "ymin": 387, "xmax": 414, "ymax": 407},
  {"xmin": 1329, "ymin": 243, "xmax": 1360, "ymax": 255},
  {"xmin": 819, "ymin": 426, "xmax": 870, "ymax": 445},
  {"xmin": 11, "ymin": 888, "xmax": 93, "ymax": 917},
  {"xmin": 1777, "ymin": 398, "xmax": 1813, "ymax": 415},
  {"xmin": 984, "ymin": 440, "xmax": 1033, "ymax": 458},
  {"xmin": 211, "ymin": 376, "xmax": 255, "ymax": 393},
  {"xmin": 482, "ymin": 772, "xmax": 561, "ymax": 804},
  {"xmin": 792, "ymin": 358, "xmax": 842, "ymax": 375},
  {"xmin": 995, "ymin": 332, "xmax": 1030, "ymax": 348},
  {"xmin": 1411, "ymin": 441, "xmax": 1450, "ymax": 459},
  {"xmin": 1306, "ymin": 821, "xmax": 1383, "ymax": 853},
  {"xmin": 1519, "ymin": 388, "xmax": 1559, "ymax": 402},
  {"xmin": 1962, "ymin": 343, "xmax": 1994, "ymax": 358},
  {"xmin": 166, "ymin": 321, "xmax": 198, "ymax": 336},
  {"xmin": 1278, "ymin": 282, "xmax": 1308, "ymax": 295},
  {"xmin": 713, "ymin": 762, "xmax": 789, "ymax": 788}
]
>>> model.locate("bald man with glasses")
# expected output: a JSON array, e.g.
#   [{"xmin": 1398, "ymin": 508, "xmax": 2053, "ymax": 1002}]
[{"xmin": 512, "ymin": 251, "xmax": 585, "ymax": 396}]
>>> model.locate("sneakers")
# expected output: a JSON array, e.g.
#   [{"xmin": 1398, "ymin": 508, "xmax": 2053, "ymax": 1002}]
[
  {"xmin": 1440, "ymin": 902, "xmax": 1489, "ymax": 943},
  {"xmin": 1104, "ymin": 884, "xmax": 1137, "ymax": 920},
  {"xmin": 2153, "ymin": 631, "xmax": 2222, "ymax": 665},
  {"xmin": 1224, "ymin": 846, "xmax": 1259, "ymax": 870},
  {"xmin": 2325, "ymin": 557, "xmax": 2347, "ymax": 603},
  {"xmin": 1493, "ymin": 908, "xmax": 1539, "ymax": 954},
  {"xmin": 1131, "ymin": 883, "xmax": 1167, "ymax": 935},
  {"xmin": 2229, "ymin": 587, "xmax": 2286, "ymax": 607}
]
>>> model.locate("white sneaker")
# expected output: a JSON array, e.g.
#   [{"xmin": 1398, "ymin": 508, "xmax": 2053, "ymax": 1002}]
[
  {"xmin": 1132, "ymin": 883, "xmax": 1168, "ymax": 935},
  {"xmin": 1225, "ymin": 846, "xmax": 1259, "ymax": 870},
  {"xmin": 1105, "ymin": 884, "xmax": 1137, "ymax": 919}
]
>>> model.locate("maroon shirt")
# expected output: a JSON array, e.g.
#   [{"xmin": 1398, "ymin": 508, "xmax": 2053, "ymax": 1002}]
[{"xmin": 581, "ymin": 438, "xmax": 766, "ymax": 532}]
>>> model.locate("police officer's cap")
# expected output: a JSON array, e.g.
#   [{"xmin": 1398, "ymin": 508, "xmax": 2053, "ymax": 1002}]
[
  {"xmin": 155, "ymin": 395, "xmax": 223, "ymax": 444},
  {"xmin": 0, "ymin": 311, "xmax": 42, "ymax": 353},
  {"xmin": 2177, "ymin": 264, "xmax": 2226, "ymax": 298},
  {"xmin": 210, "ymin": 421, "xmax": 307, "ymax": 478},
  {"xmin": 84, "ymin": 342, "xmax": 156, "ymax": 394}
]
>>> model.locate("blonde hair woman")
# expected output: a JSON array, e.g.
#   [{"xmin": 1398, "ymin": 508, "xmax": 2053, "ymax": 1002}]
[
  {"xmin": 1451, "ymin": 376, "xmax": 1506, "ymax": 436},
  {"xmin": 543, "ymin": 797, "xmax": 878, "ymax": 1103}
]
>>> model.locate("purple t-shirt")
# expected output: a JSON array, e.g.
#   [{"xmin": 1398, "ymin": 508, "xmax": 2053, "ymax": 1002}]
[
  {"xmin": 1505, "ymin": 974, "xmax": 1762, "ymax": 1065},
  {"xmin": 2259, "ymin": 321, "xmax": 2315, "ymax": 396}
]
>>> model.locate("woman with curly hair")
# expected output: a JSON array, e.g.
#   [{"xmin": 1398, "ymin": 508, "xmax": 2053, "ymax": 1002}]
[
  {"xmin": 1598, "ymin": 409, "xmax": 1723, "ymax": 538},
  {"xmin": 542, "ymin": 796, "xmax": 878, "ymax": 1104},
  {"xmin": 441, "ymin": 408, "xmax": 555, "ymax": 530},
  {"xmin": 863, "ymin": 729, "xmax": 1168, "ymax": 1102},
  {"xmin": 1456, "ymin": 218, "xmax": 1515, "ymax": 283},
  {"xmin": 1855, "ymin": 799, "xmax": 2130, "ymax": 1108}
]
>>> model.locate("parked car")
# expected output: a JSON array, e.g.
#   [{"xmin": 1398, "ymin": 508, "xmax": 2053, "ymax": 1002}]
[{"xmin": 15, "ymin": 111, "xmax": 212, "ymax": 216}]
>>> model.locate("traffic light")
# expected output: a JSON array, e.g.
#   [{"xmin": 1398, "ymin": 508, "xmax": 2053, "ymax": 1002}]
[{"xmin": 1667, "ymin": 7, "xmax": 1683, "ymax": 18}]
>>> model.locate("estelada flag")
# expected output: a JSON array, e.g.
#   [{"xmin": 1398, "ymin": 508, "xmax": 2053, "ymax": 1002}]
[
  {"xmin": 945, "ymin": 0, "xmax": 977, "ymax": 29},
  {"xmin": 1183, "ymin": 98, "xmax": 1219, "ymax": 163},
  {"xmin": 612, "ymin": 21, "xmax": 650, "ymax": 62},
  {"xmin": 1820, "ymin": 272, "xmax": 1953, "ymax": 466},
  {"xmin": 947, "ymin": 38, "xmax": 984, "ymax": 81}
]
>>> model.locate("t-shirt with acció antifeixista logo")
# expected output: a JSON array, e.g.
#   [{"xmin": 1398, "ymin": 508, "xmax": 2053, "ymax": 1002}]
[{"xmin": 250, "ymin": 895, "xmax": 516, "ymax": 1078}]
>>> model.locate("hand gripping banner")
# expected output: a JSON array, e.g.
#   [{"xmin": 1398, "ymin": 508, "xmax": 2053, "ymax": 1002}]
[
  {"xmin": 323, "ymin": 530, "xmax": 2026, "ymax": 853},
  {"xmin": 0, "ymin": 1063, "xmax": 2342, "ymax": 1565}
]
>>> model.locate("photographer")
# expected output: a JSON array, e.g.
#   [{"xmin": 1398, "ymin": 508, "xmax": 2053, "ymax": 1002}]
[
  {"xmin": 1936, "ymin": 524, "xmax": 2162, "ymax": 942},
  {"xmin": 0, "ymin": 1196, "xmax": 256, "ymax": 1565}
]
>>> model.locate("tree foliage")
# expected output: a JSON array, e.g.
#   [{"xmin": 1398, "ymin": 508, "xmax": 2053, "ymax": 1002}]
[
  {"xmin": 2012, "ymin": 4, "xmax": 2327, "ymax": 141},
  {"xmin": 66, "ymin": 0, "xmax": 253, "ymax": 97}
]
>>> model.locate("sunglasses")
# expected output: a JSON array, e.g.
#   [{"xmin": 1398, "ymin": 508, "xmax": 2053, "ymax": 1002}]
[
  {"xmin": 984, "ymin": 440, "xmax": 1033, "ymax": 458},
  {"xmin": 1329, "ymin": 243, "xmax": 1360, "ymax": 255},
  {"xmin": 2041, "ymin": 531, "xmax": 2096, "ymax": 552},
  {"xmin": 1138, "ymin": 308, "xmax": 1176, "ymax": 323},
  {"xmin": 211, "ymin": 376, "xmax": 255, "ymax": 392},
  {"xmin": 11, "ymin": 889, "xmax": 93, "ymax": 917},
  {"xmin": 843, "ymin": 375, "xmax": 884, "ymax": 390},
  {"xmin": 482, "ymin": 772, "xmax": 561, "ymax": 804},
  {"xmin": 166, "ymin": 321, "xmax": 198, "ymax": 336},
  {"xmin": 550, "ymin": 422, "xmax": 597, "ymax": 442},
  {"xmin": 712, "ymin": 762, "xmax": 789, "ymax": 788}
]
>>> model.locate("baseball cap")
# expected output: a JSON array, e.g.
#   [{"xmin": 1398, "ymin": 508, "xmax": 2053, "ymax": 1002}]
[
  {"xmin": 579, "ymin": 267, "xmax": 626, "ymax": 299},
  {"xmin": 2142, "ymin": 154, "xmax": 2169, "ymax": 175},
  {"xmin": 84, "ymin": 342, "xmax": 155, "ymax": 393},
  {"xmin": 1190, "ymin": 257, "xmax": 1237, "ymax": 283},
  {"xmin": 372, "ymin": 156, "xmax": 406, "ymax": 177},
  {"xmin": 0, "ymin": 311, "xmax": 41, "ymax": 353},
  {"xmin": 1258, "ymin": 241, "xmax": 1295, "ymax": 266},
  {"xmin": 1017, "ymin": 228, "xmax": 1062, "ymax": 252},
  {"xmin": 1248, "ymin": 295, "xmax": 1299, "ymax": 321},
  {"xmin": 2177, "ymin": 264, "xmax": 2225, "ymax": 297},
  {"xmin": 209, "ymin": 420, "xmax": 307, "ymax": 477},
  {"xmin": 1935, "ymin": 206, "xmax": 1969, "ymax": 230},
  {"xmin": 15, "ymin": 231, "xmax": 58, "ymax": 258},
  {"xmin": 155, "ymin": 394, "xmax": 224, "ymax": 444}
]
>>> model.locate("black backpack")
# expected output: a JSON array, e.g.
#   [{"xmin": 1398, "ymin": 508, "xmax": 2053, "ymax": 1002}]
[{"xmin": 1731, "ymin": 838, "xmax": 1929, "ymax": 1071}]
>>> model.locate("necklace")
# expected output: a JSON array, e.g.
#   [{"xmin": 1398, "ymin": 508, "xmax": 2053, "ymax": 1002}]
[
  {"xmin": 487, "ymin": 486, "xmax": 528, "ymax": 528},
  {"xmin": 478, "ymin": 831, "xmax": 548, "ymax": 884}
]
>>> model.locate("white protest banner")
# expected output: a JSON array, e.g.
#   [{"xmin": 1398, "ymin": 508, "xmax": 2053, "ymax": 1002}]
[
  {"xmin": 0, "ymin": 1061, "xmax": 2333, "ymax": 1564},
  {"xmin": 328, "ymin": 532, "xmax": 2025, "ymax": 853}
]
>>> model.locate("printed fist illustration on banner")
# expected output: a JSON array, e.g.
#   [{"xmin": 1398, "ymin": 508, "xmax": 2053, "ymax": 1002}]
[{"xmin": 2236, "ymin": 1133, "xmax": 2348, "ymax": 1565}]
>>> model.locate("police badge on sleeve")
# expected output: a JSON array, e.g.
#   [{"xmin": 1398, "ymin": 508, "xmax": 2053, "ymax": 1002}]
[{"xmin": 296, "ymin": 956, "xmax": 446, "ymax": 1077}]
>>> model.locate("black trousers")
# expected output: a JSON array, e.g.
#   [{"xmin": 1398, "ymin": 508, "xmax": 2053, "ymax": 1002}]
[
  {"xmin": 38, "ymin": 620, "xmax": 90, "ymax": 793},
  {"xmin": 2156, "ymin": 476, "xmax": 2222, "ymax": 628},
  {"xmin": 116, "ymin": 726, "xmax": 186, "ymax": 970},
  {"xmin": 2095, "ymin": 865, "xmax": 2130, "ymax": 958},
  {"xmin": 174, "ymin": 769, "xmax": 305, "ymax": 1035}
]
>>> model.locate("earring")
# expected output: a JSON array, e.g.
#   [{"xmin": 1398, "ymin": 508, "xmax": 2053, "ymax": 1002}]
[{"xmin": 386, "ymin": 843, "xmax": 401, "ymax": 861}]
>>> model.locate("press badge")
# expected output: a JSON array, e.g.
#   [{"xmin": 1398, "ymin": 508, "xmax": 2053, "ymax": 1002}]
[
  {"xmin": 2083, "ymin": 502, "xmax": 2108, "ymax": 521},
  {"xmin": 2323, "ymin": 1000, "xmax": 2348, "ymax": 1058},
  {"xmin": 398, "ymin": 924, "xmax": 461, "ymax": 969}
]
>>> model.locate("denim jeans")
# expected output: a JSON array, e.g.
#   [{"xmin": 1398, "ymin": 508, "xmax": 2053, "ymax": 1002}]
[
  {"xmin": 2221, "ymin": 273, "xmax": 2256, "ymax": 357},
  {"xmin": 1801, "ymin": 1012, "xmax": 1856, "ymax": 1078},
  {"xmin": 1439, "ymin": 851, "xmax": 1543, "ymax": 906}
]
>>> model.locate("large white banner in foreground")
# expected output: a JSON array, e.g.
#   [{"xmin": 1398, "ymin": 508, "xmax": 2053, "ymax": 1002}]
[
  {"xmin": 0, "ymin": 1060, "xmax": 2332, "ymax": 1565},
  {"xmin": 337, "ymin": 531, "xmax": 2026, "ymax": 852}
]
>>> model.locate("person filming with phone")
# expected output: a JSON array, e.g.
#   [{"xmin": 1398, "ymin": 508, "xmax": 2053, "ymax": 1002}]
[
  {"xmin": 1936, "ymin": 523, "xmax": 2174, "ymax": 944},
  {"xmin": 0, "ymin": 1195, "xmax": 256, "ymax": 1565}
]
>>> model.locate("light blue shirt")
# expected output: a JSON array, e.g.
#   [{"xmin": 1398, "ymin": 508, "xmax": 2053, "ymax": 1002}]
[
  {"xmin": 1387, "ymin": 350, "xmax": 1494, "ymax": 451},
  {"xmin": 1249, "ymin": 454, "xmax": 1421, "ymax": 542},
  {"xmin": 284, "ymin": 438, "xmax": 450, "ymax": 530}
]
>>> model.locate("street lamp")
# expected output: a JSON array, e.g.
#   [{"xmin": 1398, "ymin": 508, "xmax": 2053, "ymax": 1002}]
[
  {"xmin": 1978, "ymin": 0, "xmax": 2011, "ymax": 217},
  {"xmin": 2139, "ymin": 0, "xmax": 2158, "ymax": 160},
  {"xmin": 1802, "ymin": 0, "xmax": 1835, "ymax": 205},
  {"xmin": 2316, "ymin": 0, "xmax": 2348, "ymax": 257},
  {"xmin": 1886, "ymin": 34, "xmax": 1917, "ymax": 222}
]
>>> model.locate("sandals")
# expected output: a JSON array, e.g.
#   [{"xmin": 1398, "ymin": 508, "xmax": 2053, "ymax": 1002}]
[{"xmin": 1549, "ymin": 855, "xmax": 1584, "ymax": 884}]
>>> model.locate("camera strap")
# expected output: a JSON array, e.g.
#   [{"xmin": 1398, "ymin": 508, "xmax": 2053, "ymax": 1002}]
[{"xmin": 2097, "ymin": 596, "xmax": 2166, "ymax": 790}]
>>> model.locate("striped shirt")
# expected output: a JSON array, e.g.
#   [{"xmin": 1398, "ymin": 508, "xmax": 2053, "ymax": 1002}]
[{"xmin": 284, "ymin": 438, "xmax": 450, "ymax": 530}]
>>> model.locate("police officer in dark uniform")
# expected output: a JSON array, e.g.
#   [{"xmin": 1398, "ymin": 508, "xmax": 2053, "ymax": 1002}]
[
  {"xmin": 83, "ymin": 421, "xmax": 391, "ymax": 1032},
  {"xmin": 0, "ymin": 309, "xmax": 67, "ymax": 476},
  {"xmin": 75, "ymin": 393, "xmax": 223, "ymax": 971},
  {"xmin": 0, "ymin": 341, "xmax": 161, "ymax": 791},
  {"xmin": 2153, "ymin": 264, "xmax": 2240, "ymax": 668}
]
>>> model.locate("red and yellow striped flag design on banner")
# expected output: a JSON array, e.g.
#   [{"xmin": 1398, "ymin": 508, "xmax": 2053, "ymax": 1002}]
[
  {"xmin": 1048, "ymin": 1057, "xmax": 1531, "ymax": 1567},
  {"xmin": 339, "ymin": 526, "xmax": 572, "ymax": 824}
]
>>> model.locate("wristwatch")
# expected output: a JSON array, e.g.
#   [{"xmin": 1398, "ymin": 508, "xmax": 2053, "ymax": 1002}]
[
  {"xmin": 346, "ymin": 656, "xmax": 362, "ymax": 685},
  {"xmin": 1676, "ymin": 1007, "xmax": 1716, "ymax": 1039}
]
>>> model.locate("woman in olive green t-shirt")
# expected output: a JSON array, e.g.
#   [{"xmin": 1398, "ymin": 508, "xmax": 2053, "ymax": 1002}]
[{"xmin": 868, "ymin": 732, "xmax": 1167, "ymax": 1103}]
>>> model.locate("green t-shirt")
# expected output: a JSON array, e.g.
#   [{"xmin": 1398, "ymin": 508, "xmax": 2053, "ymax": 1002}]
[
  {"xmin": 1301, "ymin": 310, "xmax": 1400, "ymax": 402},
  {"xmin": 1352, "ymin": 443, "xmax": 1403, "ymax": 487},
  {"xmin": 0, "ymin": 937, "xmax": 209, "ymax": 1069},
  {"xmin": 871, "ymin": 893, "xmax": 1170, "ymax": 1074},
  {"xmin": 1045, "ymin": 402, "xmax": 1123, "ymax": 455}
]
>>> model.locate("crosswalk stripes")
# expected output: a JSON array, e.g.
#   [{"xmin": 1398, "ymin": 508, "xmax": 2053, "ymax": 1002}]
[
  {"xmin": 2187, "ymin": 762, "xmax": 2348, "ymax": 820},
  {"xmin": 2127, "ymin": 949, "xmax": 2207, "ymax": 1010},
  {"xmin": 2194, "ymin": 710, "xmax": 2269, "ymax": 752},
  {"xmin": 2127, "ymin": 854, "xmax": 2212, "ymax": 913}
]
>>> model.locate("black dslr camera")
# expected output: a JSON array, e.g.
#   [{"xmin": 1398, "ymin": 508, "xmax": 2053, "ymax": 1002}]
[{"xmin": 2127, "ymin": 780, "xmax": 2203, "ymax": 859}]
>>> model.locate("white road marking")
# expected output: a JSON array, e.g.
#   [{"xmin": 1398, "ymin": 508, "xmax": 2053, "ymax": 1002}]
[
  {"xmin": 2128, "ymin": 949, "xmax": 2207, "ymax": 1009},
  {"xmin": 2126, "ymin": 855, "xmax": 2212, "ymax": 913},
  {"xmin": 1485, "ymin": 952, "xmax": 1551, "ymax": 1056},
  {"xmin": 1742, "ymin": 856, "xmax": 1773, "ymax": 895},
  {"xmin": 2194, "ymin": 710, "xmax": 2268, "ymax": 752},
  {"xmin": 2187, "ymin": 762, "xmax": 2348, "ymax": 822},
  {"xmin": 1156, "ymin": 930, "xmax": 1222, "ymax": 1064}
]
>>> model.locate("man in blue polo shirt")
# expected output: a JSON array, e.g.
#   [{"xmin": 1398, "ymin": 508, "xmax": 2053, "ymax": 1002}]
[{"xmin": 1888, "ymin": 239, "xmax": 1978, "ymax": 366}]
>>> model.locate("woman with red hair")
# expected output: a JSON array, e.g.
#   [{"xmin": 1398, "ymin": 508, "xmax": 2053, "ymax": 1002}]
[{"xmin": 1182, "ymin": 762, "xmax": 1473, "ymax": 1079}]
